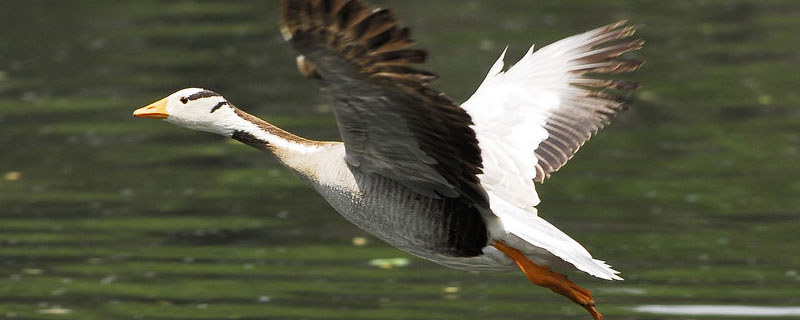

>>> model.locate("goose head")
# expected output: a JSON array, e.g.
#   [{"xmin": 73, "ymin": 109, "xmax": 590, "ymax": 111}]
[{"xmin": 133, "ymin": 88, "xmax": 240, "ymax": 136}]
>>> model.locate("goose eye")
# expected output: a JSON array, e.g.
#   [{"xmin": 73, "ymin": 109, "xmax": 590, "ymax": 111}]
[{"xmin": 180, "ymin": 97, "xmax": 189, "ymax": 104}]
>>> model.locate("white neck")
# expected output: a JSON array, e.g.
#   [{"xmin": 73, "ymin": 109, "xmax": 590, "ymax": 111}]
[{"xmin": 218, "ymin": 106, "xmax": 329, "ymax": 180}]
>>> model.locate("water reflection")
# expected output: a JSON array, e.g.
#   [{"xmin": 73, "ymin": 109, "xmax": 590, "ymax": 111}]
[{"xmin": 635, "ymin": 305, "xmax": 800, "ymax": 316}]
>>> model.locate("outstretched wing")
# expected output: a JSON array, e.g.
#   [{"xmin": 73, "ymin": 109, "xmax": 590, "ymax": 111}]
[
  {"xmin": 280, "ymin": 0, "xmax": 487, "ymax": 207},
  {"xmin": 462, "ymin": 22, "xmax": 644, "ymax": 209}
]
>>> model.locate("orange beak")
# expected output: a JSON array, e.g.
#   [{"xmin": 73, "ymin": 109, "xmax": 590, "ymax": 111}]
[{"xmin": 133, "ymin": 98, "xmax": 169, "ymax": 119}]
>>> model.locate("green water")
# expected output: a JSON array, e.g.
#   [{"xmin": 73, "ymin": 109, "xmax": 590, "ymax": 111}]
[{"xmin": 1, "ymin": 1, "xmax": 799, "ymax": 319}]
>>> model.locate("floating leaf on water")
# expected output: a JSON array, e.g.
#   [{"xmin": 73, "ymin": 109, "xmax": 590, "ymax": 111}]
[
  {"xmin": 758, "ymin": 94, "xmax": 773, "ymax": 106},
  {"xmin": 38, "ymin": 307, "xmax": 71, "ymax": 315},
  {"xmin": 442, "ymin": 286, "xmax": 460, "ymax": 293},
  {"xmin": 352, "ymin": 237, "xmax": 368, "ymax": 246},
  {"xmin": 22, "ymin": 268, "xmax": 43, "ymax": 275},
  {"xmin": 3, "ymin": 171, "xmax": 21, "ymax": 181},
  {"xmin": 368, "ymin": 258, "xmax": 410, "ymax": 269}
]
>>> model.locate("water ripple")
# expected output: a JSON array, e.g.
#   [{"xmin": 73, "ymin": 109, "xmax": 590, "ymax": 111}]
[{"xmin": 634, "ymin": 305, "xmax": 800, "ymax": 316}]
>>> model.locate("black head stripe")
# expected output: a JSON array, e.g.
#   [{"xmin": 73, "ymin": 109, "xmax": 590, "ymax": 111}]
[
  {"xmin": 210, "ymin": 101, "xmax": 227, "ymax": 113},
  {"xmin": 187, "ymin": 90, "xmax": 220, "ymax": 101}
]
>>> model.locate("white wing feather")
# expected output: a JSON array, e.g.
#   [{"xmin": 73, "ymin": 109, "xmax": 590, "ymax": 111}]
[
  {"xmin": 463, "ymin": 46, "xmax": 556, "ymax": 209},
  {"xmin": 462, "ymin": 23, "xmax": 642, "ymax": 280}
]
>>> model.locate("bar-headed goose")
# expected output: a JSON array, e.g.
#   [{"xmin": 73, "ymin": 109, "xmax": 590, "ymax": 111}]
[{"xmin": 134, "ymin": 1, "xmax": 643, "ymax": 318}]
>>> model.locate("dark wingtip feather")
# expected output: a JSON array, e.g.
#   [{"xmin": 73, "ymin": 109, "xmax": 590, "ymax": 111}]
[
  {"xmin": 353, "ymin": 8, "xmax": 396, "ymax": 38},
  {"xmin": 534, "ymin": 21, "xmax": 645, "ymax": 182},
  {"xmin": 280, "ymin": 0, "xmax": 434, "ymax": 84}
]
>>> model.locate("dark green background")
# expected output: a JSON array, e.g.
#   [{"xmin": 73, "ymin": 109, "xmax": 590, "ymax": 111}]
[{"xmin": 1, "ymin": 1, "xmax": 799, "ymax": 319}]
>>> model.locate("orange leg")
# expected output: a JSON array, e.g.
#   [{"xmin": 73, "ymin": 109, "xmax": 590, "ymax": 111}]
[{"xmin": 492, "ymin": 241, "xmax": 602, "ymax": 320}]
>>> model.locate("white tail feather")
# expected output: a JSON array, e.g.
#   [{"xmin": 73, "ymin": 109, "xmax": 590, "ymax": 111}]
[{"xmin": 489, "ymin": 193, "xmax": 623, "ymax": 280}]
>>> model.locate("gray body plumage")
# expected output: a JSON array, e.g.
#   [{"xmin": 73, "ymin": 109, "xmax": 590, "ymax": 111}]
[{"xmin": 296, "ymin": 144, "xmax": 515, "ymax": 271}]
